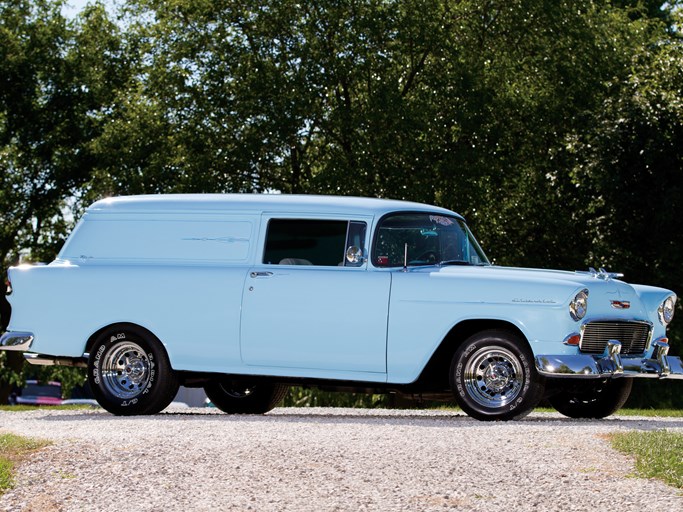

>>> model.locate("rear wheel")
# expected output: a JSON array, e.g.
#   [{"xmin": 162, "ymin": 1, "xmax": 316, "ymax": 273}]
[
  {"xmin": 88, "ymin": 326, "xmax": 179, "ymax": 416},
  {"xmin": 450, "ymin": 330, "xmax": 545, "ymax": 421},
  {"xmin": 548, "ymin": 379, "xmax": 633, "ymax": 419},
  {"xmin": 205, "ymin": 379, "xmax": 288, "ymax": 414}
]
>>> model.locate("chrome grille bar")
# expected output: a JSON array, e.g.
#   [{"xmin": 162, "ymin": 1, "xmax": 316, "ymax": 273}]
[{"xmin": 580, "ymin": 321, "xmax": 651, "ymax": 355}]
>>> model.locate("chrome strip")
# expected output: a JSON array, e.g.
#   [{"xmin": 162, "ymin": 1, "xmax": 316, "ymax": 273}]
[
  {"xmin": 0, "ymin": 331, "xmax": 34, "ymax": 351},
  {"xmin": 23, "ymin": 353, "xmax": 88, "ymax": 368},
  {"xmin": 535, "ymin": 353, "xmax": 683, "ymax": 380}
]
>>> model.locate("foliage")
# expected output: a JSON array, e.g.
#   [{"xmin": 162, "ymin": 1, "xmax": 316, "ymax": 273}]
[
  {"xmin": 0, "ymin": 0, "xmax": 128, "ymax": 398},
  {"xmin": 610, "ymin": 430, "xmax": 683, "ymax": 488},
  {"xmin": 282, "ymin": 387, "xmax": 390, "ymax": 408},
  {"xmin": 1, "ymin": 0, "xmax": 682, "ymax": 406}
]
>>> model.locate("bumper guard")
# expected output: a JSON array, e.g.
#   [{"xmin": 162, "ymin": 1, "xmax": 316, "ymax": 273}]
[{"xmin": 535, "ymin": 340, "xmax": 683, "ymax": 379}]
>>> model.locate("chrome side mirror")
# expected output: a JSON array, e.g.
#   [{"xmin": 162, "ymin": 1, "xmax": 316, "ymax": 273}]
[{"xmin": 345, "ymin": 246, "xmax": 364, "ymax": 265}]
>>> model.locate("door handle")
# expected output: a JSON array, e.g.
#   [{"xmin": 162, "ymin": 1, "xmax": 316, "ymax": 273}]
[{"xmin": 250, "ymin": 271, "xmax": 273, "ymax": 278}]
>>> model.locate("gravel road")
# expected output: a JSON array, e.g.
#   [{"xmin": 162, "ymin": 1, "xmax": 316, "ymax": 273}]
[{"xmin": 1, "ymin": 408, "xmax": 682, "ymax": 512}]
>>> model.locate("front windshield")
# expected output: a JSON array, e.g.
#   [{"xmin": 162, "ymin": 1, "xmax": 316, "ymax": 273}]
[{"xmin": 373, "ymin": 213, "xmax": 490, "ymax": 267}]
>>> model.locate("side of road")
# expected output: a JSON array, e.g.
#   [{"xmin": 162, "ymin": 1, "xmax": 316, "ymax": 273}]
[{"xmin": 1, "ymin": 409, "xmax": 682, "ymax": 511}]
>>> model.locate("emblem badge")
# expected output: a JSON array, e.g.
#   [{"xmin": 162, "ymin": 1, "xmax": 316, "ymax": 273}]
[{"xmin": 610, "ymin": 300, "xmax": 630, "ymax": 309}]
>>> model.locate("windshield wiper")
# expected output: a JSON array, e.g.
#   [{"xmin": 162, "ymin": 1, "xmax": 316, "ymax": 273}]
[
  {"xmin": 439, "ymin": 260, "xmax": 489, "ymax": 266},
  {"xmin": 439, "ymin": 260, "xmax": 471, "ymax": 266}
]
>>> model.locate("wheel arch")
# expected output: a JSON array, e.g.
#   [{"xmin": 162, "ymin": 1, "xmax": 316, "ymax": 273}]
[
  {"xmin": 413, "ymin": 319, "xmax": 530, "ymax": 390},
  {"xmin": 85, "ymin": 322, "xmax": 170, "ymax": 362}
]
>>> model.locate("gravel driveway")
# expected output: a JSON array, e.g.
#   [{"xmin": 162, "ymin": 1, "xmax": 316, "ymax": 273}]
[{"xmin": 1, "ymin": 408, "xmax": 682, "ymax": 511}]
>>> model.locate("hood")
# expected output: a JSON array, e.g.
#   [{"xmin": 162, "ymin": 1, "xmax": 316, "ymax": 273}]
[{"xmin": 413, "ymin": 264, "xmax": 662, "ymax": 318}]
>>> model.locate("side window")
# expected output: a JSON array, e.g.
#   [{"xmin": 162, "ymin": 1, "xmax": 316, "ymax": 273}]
[
  {"xmin": 263, "ymin": 219, "xmax": 349, "ymax": 266},
  {"xmin": 343, "ymin": 221, "xmax": 367, "ymax": 267}
]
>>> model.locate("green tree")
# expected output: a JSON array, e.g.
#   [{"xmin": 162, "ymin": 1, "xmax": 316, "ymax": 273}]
[{"xmin": 0, "ymin": 0, "xmax": 130, "ymax": 402}]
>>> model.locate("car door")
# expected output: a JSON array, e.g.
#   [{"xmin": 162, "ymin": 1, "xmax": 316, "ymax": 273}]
[{"xmin": 240, "ymin": 216, "xmax": 390, "ymax": 375}]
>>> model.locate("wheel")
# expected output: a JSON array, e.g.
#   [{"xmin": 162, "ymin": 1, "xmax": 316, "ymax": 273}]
[
  {"xmin": 205, "ymin": 379, "xmax": 288, "ymax": 414},
  {"xmin": 548, "ymin": 379, "xmax": 633, "ymax": 419},
  {"xmin": 88, "ymin": 325, "xmax": 179, "ymax": 415},
  {"xmin": 450, "ymin": 330, "xmax": 545, "ymax": 421}
]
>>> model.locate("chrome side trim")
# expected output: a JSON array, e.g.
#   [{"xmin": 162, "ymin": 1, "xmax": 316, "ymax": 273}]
[
  {"xmin": 535, "ymin": 352, "xmax": 683, "ymax": 380},
  {"xmin": 0, "ymin": 331, "xmax": 34, "ymax": 351},
  {"xmin": 23, "ymin": 352, "xmax": 88, "ymax": 368}
]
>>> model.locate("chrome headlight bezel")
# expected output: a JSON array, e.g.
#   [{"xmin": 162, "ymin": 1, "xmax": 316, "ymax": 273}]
[
  {"xmin": 658, "ymin": 295, "xmax": 677, "ymax": 326},
  {"xmin": 569, "ymin": 289, "xmax": 589, "ymax": 321}
]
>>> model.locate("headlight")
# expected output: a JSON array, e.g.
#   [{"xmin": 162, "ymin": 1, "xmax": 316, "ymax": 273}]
[
  {"xmin": 658, "ymin": 295, "xmax": 677, "ymax": 326},
  {"xmin": 569, "ymin": 289, "xmax": 589, "ymax": 321}
]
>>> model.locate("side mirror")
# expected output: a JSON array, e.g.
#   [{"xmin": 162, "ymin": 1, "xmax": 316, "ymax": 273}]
[{"xmin": 345, "ymin": 246, "xmax": 364, "ymax": 265}]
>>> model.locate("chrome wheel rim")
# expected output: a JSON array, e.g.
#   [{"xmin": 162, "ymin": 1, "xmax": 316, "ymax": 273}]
[
  {"xmin": 101, "ymin": 342, "xmax": 151, "ymax": 399},
  {"xmin": 464, "ymin": 346, "xmax": 524, "ymax": 408}
]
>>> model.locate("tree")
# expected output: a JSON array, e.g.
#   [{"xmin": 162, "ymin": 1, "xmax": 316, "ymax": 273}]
[{"xmin": 0, "ymin": 0, "xmax": 131, "ymax": 402}]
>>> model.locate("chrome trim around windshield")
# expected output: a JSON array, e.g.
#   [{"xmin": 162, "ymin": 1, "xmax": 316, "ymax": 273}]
[{"xmin": 0, "ymin": 331, "xmax": 34, "ymax": 351}]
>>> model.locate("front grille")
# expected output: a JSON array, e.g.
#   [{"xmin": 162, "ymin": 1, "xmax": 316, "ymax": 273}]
[{"xmin": 580, "ymin": 321, "xmax": 651, "ymax": 355}]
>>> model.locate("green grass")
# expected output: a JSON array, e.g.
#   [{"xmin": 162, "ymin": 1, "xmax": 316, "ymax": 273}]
[
  {"xmin": 0, "ymin": 434, "xmax": 50, "ymax": 495},
  {"xmin": 0, "ymin": 404, "xmax": 95, "ymax": 412},
  {"xmin": 532, "ymin": 407, "xmax": 683, "ymax": 417},
  {"xmin": 610, "ymin": 430, "xmax": 683, "ymax": 488},
  {"xmin": 614, "ymin": 408, "xmax": 683, "ymax": 418}
]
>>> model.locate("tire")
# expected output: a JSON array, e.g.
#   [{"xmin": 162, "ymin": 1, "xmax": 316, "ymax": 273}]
[
  {"xmin": 450, "ymin": 329, "xmax": 545, "ymax": 421},
  {"xmin": 205, "ymin": 379, "xmax": 289, "ymax": 414},
  {"xmin": 88, "ymin": 325, "xmax": 179, "ymax": 416},
  {"xmin": 548, "ymin": 379, "xmax": 633, "ymax": 419}
]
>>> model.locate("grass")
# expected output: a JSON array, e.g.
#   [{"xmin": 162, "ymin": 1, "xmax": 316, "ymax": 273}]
[
  {"xmin": 614, "ymin": 408, "xmax": 683, "ymax": 418},
  {"xmin": 610, "ymin": 430, "xmax": 683, "ymax": 488},
  {"xmin": 531, "ymin": 407, "xmax": 683, "ymax": 418},
  {"xmin": 0, "ymin": 434, "xmax": 50, "ymax": 495},
  {"xmin": 0, "ymin": 405, "xmax": 95, "ymax": 412}
]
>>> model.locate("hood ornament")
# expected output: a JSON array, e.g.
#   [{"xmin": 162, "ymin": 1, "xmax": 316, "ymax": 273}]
[{"xmin": 584, "ymin": 267, "xmax": 624, "ymax": 281}]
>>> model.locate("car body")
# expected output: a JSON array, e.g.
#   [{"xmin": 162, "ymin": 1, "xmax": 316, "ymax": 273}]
[
  {"xmin": 10, "ymin": 380, "xmax": 63, "ymax": 406},
  {"xmin": 0, "ymin": 194, "xmax": 679, "ymax": 420}
]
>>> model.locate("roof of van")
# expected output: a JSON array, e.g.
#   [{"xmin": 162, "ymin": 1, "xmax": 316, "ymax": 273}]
[{"xmin": 87, "ymin": 194, "xmax": 463, "ymax": 219}]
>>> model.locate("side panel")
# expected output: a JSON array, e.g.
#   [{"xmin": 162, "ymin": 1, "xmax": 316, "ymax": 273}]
[
  {"xmin": 386, "ymin": 270, "xmax": 579, "ymax": 384},
  {"xmin": 60, "ymin": 212, "xmax": 254, "ymax": 264},
  {"xmin": 7, "ymin": 264, "xmax": 246, "ymax": 373},
  {"xmin": 240, "ymin": 267, "xmax": 391, "ymax": 373}
]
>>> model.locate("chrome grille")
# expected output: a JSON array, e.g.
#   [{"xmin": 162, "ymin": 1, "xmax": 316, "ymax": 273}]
[{"xmin": 580, "ymin": 321, "xmax": 651, "ymax": 355}]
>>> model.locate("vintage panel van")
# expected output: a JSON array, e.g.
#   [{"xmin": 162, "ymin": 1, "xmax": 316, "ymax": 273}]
[{"xmin": 1, "ymin": 194, "xmax": 680, "ymax": 420}]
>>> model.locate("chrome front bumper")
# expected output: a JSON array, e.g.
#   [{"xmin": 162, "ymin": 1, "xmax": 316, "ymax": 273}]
[
  {"xmin": 0, "ymin": 331, "xmax": 34, "ymax": 351},
  {"xmin": 536, "ymin": 340, "xmax": 683, "ymax": 379}
]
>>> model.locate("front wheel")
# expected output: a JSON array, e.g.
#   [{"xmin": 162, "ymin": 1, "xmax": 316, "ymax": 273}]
[
  {"xmin": 205, "ymin": 379, "xmax": 289, "ymax": 414},
  {"xmin": 450, "ymin": 330, "xmax": 545, "ymax": 421},
  {"xmin": 88, "ymin": 326, "xmax": 179, "ymax": 416},
  {"xmin": 548, "ymin": 379, "xmax": 633, "ymax": 419}
]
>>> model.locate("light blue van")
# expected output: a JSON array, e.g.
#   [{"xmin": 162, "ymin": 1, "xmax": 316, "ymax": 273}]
[{"xmin": 1, "ymin": 194, "xmax": 679, "ymax": 420}]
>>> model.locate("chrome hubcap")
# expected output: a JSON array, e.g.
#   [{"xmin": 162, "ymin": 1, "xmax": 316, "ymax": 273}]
[
  {"xmin": 101, "ymin": 342, "xmax": 151, "ymax": 399},
  {"xmin": 464, "ymin": 347, "xmax": 524, "ymax": 408}
]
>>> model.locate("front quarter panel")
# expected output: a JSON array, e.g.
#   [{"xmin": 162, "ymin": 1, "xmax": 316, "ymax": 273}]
[{"xmin": 386, "ymin": 267, "xmax": 581, "ymax": 383}]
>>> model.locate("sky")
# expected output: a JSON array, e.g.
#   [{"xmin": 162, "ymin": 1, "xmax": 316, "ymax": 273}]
[
  {"xmin": 61, "ymin": 0, "xmax": 90, "ymax": 18},
  {"xmin": 61, "ymin": 0, "xmax": 116, "ymax": 19}
]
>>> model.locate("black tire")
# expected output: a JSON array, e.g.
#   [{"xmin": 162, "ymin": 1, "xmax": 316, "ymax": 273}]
[
  {"xmin": 88, "ymin": 325, "xmax": 179, "ymax": 416},
  {"xmin": 450, "ymin": 329, "xmax": 545, "ymax": 421},
  {"xmin": 548, "ymin": 379, "xmax": 633, "ymax": 419},
  {"xmin": 205, "ymin": 379, "xmax": 288, "ymax": 414}
]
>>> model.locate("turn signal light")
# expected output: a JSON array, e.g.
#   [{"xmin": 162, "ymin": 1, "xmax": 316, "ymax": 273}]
[{"xmin": 564, "ymin": 334, "xmax": 581, "ymax": 346}]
